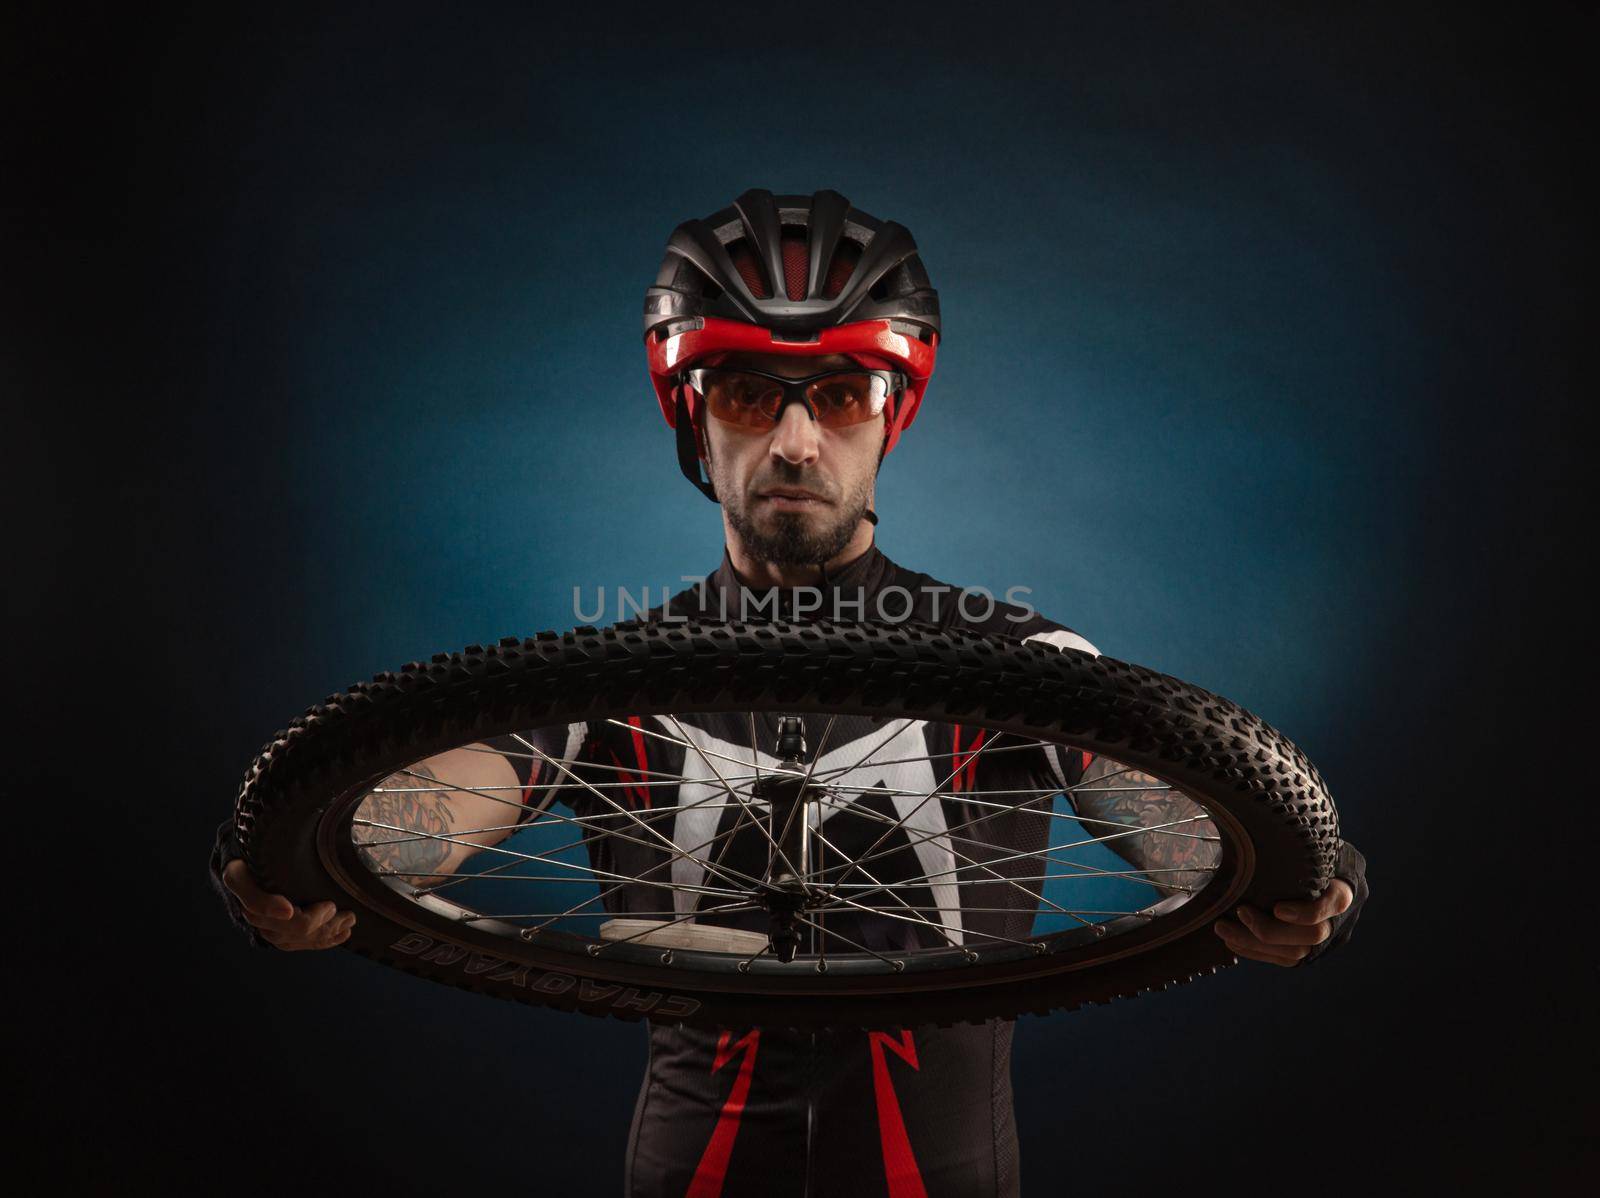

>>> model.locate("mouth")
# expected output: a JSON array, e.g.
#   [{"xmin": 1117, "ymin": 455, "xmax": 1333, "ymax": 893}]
[{"xmin": 757, "ymin": 487, "xmax": 829, "ymax": 510}]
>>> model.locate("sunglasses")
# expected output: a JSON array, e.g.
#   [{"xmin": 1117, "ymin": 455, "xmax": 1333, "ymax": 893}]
[{"xmin": 682, "ymin": 367, "xmax": 907, "ymax": 430}]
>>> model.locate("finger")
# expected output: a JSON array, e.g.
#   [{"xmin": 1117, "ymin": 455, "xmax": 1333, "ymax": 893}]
[
  {"xmin": 319, "ymin": 913, "xmax": 355, "ymax": 939},
  {"xmin": 1274, "ymin": 879, "xmax": 1354, "ymax": 924},
  {"xmin": 241, "ymin": 906, "xmax": 299, "ymax": 929},
  {"xmin": 222, "ymin": 860, "xmax": 295, "ymax": 920},
  {"xmin": 1236, "ymin": 906, "xmax": 1330, "ymax": 947},
  {"xmin": 303, "ymin": 901, "xmax": 339, "ymax": 932},
  {"xmin": 1214, "ymin": 920, "xmax": 1307, "ymax": 966}
]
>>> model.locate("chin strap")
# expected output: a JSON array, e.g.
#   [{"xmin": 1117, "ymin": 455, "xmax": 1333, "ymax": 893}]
[
  {"xmin": 863, "ymin": 420, "xmax": 888, "ymax": 527},
  {"xmin": 675, "ymin": 388, "xmax": 719, "ymax": 504}
]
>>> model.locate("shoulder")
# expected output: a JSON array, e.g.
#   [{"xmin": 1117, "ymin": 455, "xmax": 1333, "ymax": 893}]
[{"xmin": 883, "ymin": 558, "xmax": 1100, "ymax": 656}]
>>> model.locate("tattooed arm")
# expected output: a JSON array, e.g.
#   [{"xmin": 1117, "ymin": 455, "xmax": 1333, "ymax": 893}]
[
  {"xmin": 349, "ymin": 744, "xmax": 525, "ymax": 888},
  {"xmin": 1069, "ymin": 754, "xmax": 1220, "ymax": 901},
  {"xmin": 213, "ymin": 741, "xmax": 526, "ymax": 951},
  {"xmin": 1071, "ymin": 754, "xmax": 1369, "ymax": 967}
]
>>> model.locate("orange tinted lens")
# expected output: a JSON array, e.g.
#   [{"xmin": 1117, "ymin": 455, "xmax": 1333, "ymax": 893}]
[
  {"xmin": 703, "ymin": 371, "xmax": 783, "ymax": 428},
  {"xmin": 804, "ymin": 373, "xmax": 888, "ymax": 427}
]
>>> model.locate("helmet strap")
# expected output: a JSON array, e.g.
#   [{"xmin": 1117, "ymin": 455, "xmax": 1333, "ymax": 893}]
[{"xmin": 675, "ymin": 388, "xmax": 720, "ymax": 504}]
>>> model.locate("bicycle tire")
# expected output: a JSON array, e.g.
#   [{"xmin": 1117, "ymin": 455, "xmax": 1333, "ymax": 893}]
[{"xmin": 235, "ymin": 619, "xmax": 1340, "ymax": 1028}]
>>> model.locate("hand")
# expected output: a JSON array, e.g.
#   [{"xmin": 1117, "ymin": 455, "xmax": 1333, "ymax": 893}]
[
  {"xmin": 222, "ymin": 859, "xmax": 356, "ymax": 951},
  {"xmin": 1212, "ymin": 880, "xmax": 1354, "ymax": 967}
]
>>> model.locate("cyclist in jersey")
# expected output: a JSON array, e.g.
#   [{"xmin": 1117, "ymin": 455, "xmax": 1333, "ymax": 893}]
[{"xmin": 212, "ymin": 188, "xmax": 1370, "ymax": 1198}]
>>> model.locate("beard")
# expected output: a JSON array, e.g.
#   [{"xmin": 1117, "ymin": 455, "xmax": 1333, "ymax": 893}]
[{"xmin": 716, "ymin": 462, "xmax": 874, "ymax": 567}]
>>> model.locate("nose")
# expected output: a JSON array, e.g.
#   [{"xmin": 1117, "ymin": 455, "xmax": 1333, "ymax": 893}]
[{"xmin": 768, "ymin": 399, "xmax": 820, "ymax": 467}]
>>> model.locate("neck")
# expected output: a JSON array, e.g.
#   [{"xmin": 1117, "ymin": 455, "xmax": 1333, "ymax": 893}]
[{"xmin": 722, "ymin": 518, "xmax": 876, "ymax": 587}]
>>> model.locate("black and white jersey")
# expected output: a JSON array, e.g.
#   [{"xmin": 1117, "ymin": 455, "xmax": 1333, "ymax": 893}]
[{"xmin": 497, "ymin": 545, "xmax": 1099, "ymax": 1198}]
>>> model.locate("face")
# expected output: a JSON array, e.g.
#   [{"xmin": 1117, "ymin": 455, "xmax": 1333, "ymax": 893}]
[{"xmin": 698, "ymin": 351, "xmax": 885, "ymax": 567}]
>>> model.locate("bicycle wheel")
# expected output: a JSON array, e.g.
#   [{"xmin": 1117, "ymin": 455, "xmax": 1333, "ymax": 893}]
[{"xmin": 235, "ymin": 620, "xmax": 1340, "ymax": 1028}]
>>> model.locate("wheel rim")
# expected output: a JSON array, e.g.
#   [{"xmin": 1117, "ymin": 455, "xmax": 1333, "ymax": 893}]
[{"xmin": 314, "ymin": 704, "xmax": 1256, "ymax": 996}]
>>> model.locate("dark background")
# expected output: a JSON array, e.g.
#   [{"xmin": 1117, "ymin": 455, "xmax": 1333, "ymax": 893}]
[{"xmin": 12, "ymin": 2, "xmax": 1588, "ymax": 1193}]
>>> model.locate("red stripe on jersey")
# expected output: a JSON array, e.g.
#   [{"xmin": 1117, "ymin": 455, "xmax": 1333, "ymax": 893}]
[
  {"xmin": 626, "ymin": 716, "xmax": 651, "ymax": 809},
  {"xmin": 868, "ymin": 1029, "xmax": 929, "ymax": 1198},
  {"xmin": 950, "ymin": 725, "xmax": 987, "ymax": 793},
  {"xmin": 686, "ymin": 1028, "xmax": 762, "ymax": 1198}
]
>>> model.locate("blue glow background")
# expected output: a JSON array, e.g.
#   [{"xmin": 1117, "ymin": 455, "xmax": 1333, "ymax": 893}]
[{"xmin": 18, "ymin": 2, "xmax": 1586, "ymax": 1193}]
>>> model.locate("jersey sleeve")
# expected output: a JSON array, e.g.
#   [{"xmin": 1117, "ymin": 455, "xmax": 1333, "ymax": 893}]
[
  {"xmin": 1020, "ymin": 624, "xmax": 1101, "ymax": 808},
  {"xmin": 480, "ymin": 721, "xmax": 593, "ymax": 819}
]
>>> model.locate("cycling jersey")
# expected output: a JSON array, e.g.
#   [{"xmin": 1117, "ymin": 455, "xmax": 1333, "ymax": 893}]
[{"xmin": 209, "ymin": 542, "xmax": 1369, "ymax": 1198}]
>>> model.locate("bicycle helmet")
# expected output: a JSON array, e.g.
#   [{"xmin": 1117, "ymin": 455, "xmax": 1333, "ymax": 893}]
[{"xmin": 644, "ymin": 188, "xmax": 941, "ymax": 504}]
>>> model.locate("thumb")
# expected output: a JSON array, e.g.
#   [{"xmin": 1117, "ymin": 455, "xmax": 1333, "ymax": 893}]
[
  {"xmin": 222, "ymin": 859, "xmax": 294, "ymax": 919},
  {"xmin": 1272, "ymin": 896, "xmax": 1321, "ymax": 924}
]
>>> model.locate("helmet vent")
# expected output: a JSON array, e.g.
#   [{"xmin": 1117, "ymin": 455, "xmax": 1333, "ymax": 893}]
[
  {"xmin": 781, "ymin": 230, "xmax": 809, "ymax": 301},
  {"xmin": 870, "ymin": 262, "xmax": 910, "ymax": 303},
  {"xmin": 822, "ymin": 239, "xmax": 860, "ymax": 299},
  {"xmin": 727, "ymin": 239, "xmax": 769, "ymax": 299}
]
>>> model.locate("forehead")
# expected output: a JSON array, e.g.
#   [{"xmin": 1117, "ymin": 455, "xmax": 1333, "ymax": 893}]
[{"xmin": 715, "ymin": 351, "xmax": 859, "ymax": 376}]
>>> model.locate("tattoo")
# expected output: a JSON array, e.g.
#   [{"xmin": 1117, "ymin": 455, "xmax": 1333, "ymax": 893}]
[
  {"xmin": 1071, "ymin": 755, "xmax": 1220, "ymax": 898},
  {"xmin": 352, "ymin": 763, "xmax": 459, "ymax": 884}
]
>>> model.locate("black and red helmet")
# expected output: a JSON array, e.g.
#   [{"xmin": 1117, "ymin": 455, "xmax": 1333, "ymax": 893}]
[{"xmin": 644, "ymin": 188, "xmax": 941, "ymax": 501}]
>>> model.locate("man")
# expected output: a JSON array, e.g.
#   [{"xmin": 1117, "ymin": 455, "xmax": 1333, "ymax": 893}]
[{"xmin": 212, "ymin": 189, "xmax": 1369, "ymax": 1197}]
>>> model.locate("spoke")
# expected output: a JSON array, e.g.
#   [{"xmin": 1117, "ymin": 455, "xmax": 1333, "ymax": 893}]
[
  {"xmin": 771, "ymin": 714, "xmax": 837, "ymax": 886},
  {"xmin": 376, "ymin": 871, "xmax": 632, "ymax": 884},
  {"xmin": 693, "ymin": 710, "xmax": 766, "ymax": 916},
  {"xmin": 464, "ymin": 740, "xmax": 768, "ymax": 790},
  {"xmin": 804, "ymin": 733, "xmax": 1058, "ymax": 782},
  {"xmin": 384, "ymin": 767, "xmax": 624, "ymax": 899},
  {"xmin": 355, "ymin": 818, "xmax": 742, "ymax": 898},
  {"xmin": 799, "ymin": 715, "xmax": 836, "ymax": 794},
  {"xmin": 665, "ymin": 715, "xmax": 804, "ymax": 882},
  {"xmin": 520, "ymin": 808, "xmax": 764, "ymax": 935},
  {"xmin": 828, "ymin": 904, "xmax": 1150, "ymax": 917},
  {"xmin": 810, "ymin": 823, "xmax": 960, "ymax": 946},
  {"xmin": 944, "ymin": 788, "xmax": 1217, "ymax": 841},
  {"xmin": 695, "ymin": 792, "xmax": 755, "ymax": 914},
  {"xmin": 408, "ymin": 792, "xmax": 754, "ymax": 897},
  {"xmin": 514, "ymin": 733, "xmax": 769, "ymax": 894},
  {"xmin": 1062, "ymin": 784, "xmax": 1175, "ymax": 793},
  {"xmin": 821, "ymin": 892, "xmax": 1042, "ymax": 952},
  {"xmin": 791, "ymin": 915, "xmax": 904, "ymax": 971},
  {"xmin": 825, "ymin": 780, "xmax": 1175, "ymax": 803},
  {"xmin": 827, "ymin": 872, "xmax": 1202, "ymax": 888},
  {"xmin": 813, "ymin": 794, "xmax": 1095, "ymax": 927},
  {"xmin": 461, "ymin": 901, "xmax": 759, "ymax": 924},
  {"xmin": 809, "ymin": 794, "xmax": 1193, "ymax": 894},
  {"xmin": 824, "ymin": 764, "xmax": 1208, "ymax": 841},
  {"xmin": 800, "ymin": 717, "xmax": 919, "ymax": 782},
  {"xmin": 608, "ymin": 717, "xmax": 806, "ymax": 783},
  {"xmin": 377, "ymin": 777, "xmax": 737, "ymax": 794},
  {"xmin": 814, "ymin": 725, "xmax": 1012, "ymax": 904},
  {"xmin": 813, "ymin": 797, "xmax": 1218, "ymax": 885},
  {"xmin": 369, "ymin": 801, "xmax": 755, "ymax": 878},
  {"xmin": 737, "ymin": 941, "xmax": 773, "ymax": 973}
]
